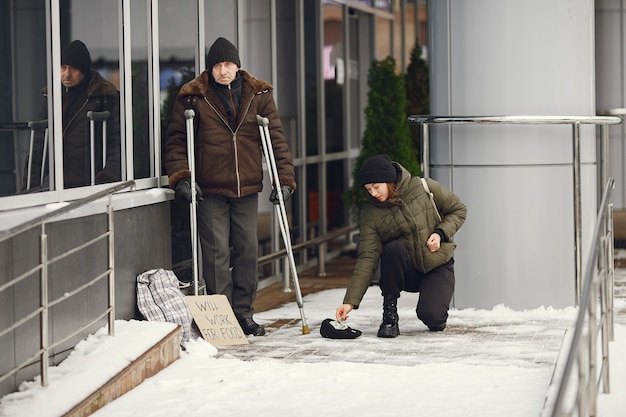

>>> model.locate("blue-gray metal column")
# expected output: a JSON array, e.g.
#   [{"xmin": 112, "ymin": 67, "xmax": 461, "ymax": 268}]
[
  {"xmin": 596, "ymin": 0, "xmax": 626, "ymax": 209},
  {"xmin": 427, "ymin": 0, "xmax": 598, "ymax": 309}
]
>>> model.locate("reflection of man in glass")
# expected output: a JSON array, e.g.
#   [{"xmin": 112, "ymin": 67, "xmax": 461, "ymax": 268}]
[{"xmin": 24, "ymin": 40, "xmax": 121, "ymax": 190}]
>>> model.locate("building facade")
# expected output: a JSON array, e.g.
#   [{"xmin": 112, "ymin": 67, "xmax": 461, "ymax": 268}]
[
  {"xmin": 0, "ymin": 0, "xmax": 424, "ymax": 396},
  {"xmin": 2, "ymin": 0, "xmax": 626, "ymax": 397}
]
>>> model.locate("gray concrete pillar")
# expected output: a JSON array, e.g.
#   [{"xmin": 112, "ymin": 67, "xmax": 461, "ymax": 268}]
[
  {"xmin": 427, "ymin": 0, "xmax": 598, "ymax": 309},
  {"xmin": 596, "ymin": 0, "xmax": 626, "ymax": 209}
]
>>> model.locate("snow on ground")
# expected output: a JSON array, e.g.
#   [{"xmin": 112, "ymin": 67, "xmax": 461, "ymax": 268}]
[{"xmin": 1, "ymin": 285, "xmax": 625, "ymax": 417}]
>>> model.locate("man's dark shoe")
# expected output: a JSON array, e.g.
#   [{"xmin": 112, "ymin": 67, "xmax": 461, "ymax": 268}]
[{"xmin": 238, "ymin": 318, "xmax": 266, "ymax": 336}]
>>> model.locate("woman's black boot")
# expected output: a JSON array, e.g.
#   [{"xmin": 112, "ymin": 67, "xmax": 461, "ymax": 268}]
[{"xmin": 377, "ymin": 294, "xmax": 400, "ymax": 338}]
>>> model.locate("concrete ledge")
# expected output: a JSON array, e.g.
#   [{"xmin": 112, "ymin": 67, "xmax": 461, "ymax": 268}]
[{"xmin": 62, "ymin": 325, "xmax": 181, "ymax": 417}]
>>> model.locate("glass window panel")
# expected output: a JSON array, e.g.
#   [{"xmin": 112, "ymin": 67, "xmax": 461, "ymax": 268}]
[
  {"xmin": 0, "ymin": 0, "xmax": 48, "ymax": 197},
  {"xmin": 204, "ymin": 0, "xmax": 237, "ymax": 59},
  {"xmin": 349, "ymin": 10, "xmax": 367, "ymax": 150},
  {"xmin": 327, "ymin": 159, "xmax": 347, "ymax": 231},
  {"xmin": 306, "ymin": 163, "xmax": 320, "ymax": 237},
  {"xmin": 240, "ymin": 0, "xmax": 272, "ymax": 82},
  {"xmin": 159, "ymin": 0, "xmax": 196, "ymax": 174},
  {"xmin": 129, "ymin": 1, "xmax": 151, "ymax": 180},
  {"xmin": 324, "ymin": 2, "xmax": 345, "ymax": 153},
  {"xmin": 276, "ymin": 0, "xmax": 299, "ymax": 158},
  {"xmin": 57, "ymin": 0, "xmax": 122, "ymax": 189},
  {"xmin": 304, "ymin": 0, "xmax": 319, "ymax": 156},
  {"xmin": 274, "ymin": 1, "xmax": 303, "ymax": 261},
  {"xmin": 159, "ymin": 0, "xmax": 198, "ymax": 281}
]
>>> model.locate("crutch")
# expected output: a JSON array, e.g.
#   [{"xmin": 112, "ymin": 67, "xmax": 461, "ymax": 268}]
[
  {"xmin": 256, "ymin": 115, "xmax": 310, "ymax": 335},
  {"xmin": 87, "ymin": 110, "xmax": 110, "ymax": 185},
  {"xmin": 185, "ymin": 109, "xmax": 200, "ymax": 296},
  {"xmin": 26, "ymin": 119, "xmax": 48, "ymax": 190}
]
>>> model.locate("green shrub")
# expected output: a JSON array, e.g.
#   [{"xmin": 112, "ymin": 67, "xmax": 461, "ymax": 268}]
[{"xmin": 344, "ymin": 56, "xmax": 420, "ymax": 217}]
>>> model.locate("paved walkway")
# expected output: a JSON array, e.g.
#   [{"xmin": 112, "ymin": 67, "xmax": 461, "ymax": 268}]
[{"xmin": 220, "ymin": 250, "xmax": 626, "ymax": 373}]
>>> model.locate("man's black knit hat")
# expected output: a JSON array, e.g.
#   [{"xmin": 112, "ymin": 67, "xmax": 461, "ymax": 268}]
[
  {"xmin": 61, "ymin": 40, "xmax": 91, "ymax": 75},
  {"xmin": 207, "ymin": 37, "xmax": 241, "ymax": 69},
  {"xmin": 358, "ymin": 154, "xmax": 398, "ymax": 186}
]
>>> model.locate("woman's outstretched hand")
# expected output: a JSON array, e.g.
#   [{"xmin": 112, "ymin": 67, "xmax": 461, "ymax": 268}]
[{"xmin": 336, "ymin": 304, "xmax": 354, "ymax": 321}]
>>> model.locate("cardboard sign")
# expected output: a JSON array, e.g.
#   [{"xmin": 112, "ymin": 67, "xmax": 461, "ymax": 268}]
[{"xmin": 186, "ymin": 295, "xmax": 249, "ymax": 346}]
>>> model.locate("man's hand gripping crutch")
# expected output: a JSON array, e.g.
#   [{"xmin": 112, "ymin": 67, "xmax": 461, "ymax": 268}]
[{"xmin": 256, "ymin": 115, "xmax": 310, "ymax": 335}]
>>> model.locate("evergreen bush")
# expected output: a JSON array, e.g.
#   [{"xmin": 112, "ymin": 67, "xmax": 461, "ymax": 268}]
[{"xmin": 343, "ymin": 56, "xmax": 420, "ymax": 216}]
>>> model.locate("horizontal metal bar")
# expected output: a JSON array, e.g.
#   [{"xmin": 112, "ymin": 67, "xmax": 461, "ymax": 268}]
[
  {"xmin": 0, "ymin": 180, "xmax": 135, "ymax": 243},
  {"xmin": 0, "ymin": 263, "xmax": 43, "ymax": 294},
  {"xmin": 47, "ymin": 307, "xmax": 112, "ymax": 352},
  {"xmin": 47, "ymin": 269, "xmax": 112, "ymax": 309},
  {"xmin": 46, "ymin": 231, "xmax": 111, "ymax": 266},
  {"xmin": 408, "ymin": 115, "xmax": 622, "ymax": 125},
  {"xmin": 0, "ymin": 350, "xmax": 45, "ymax": 385},
  {"xmin": 0, "ymin": 307, "xmax": 44, "ymax": 339},
  {"xmin": 258, "ymin": 223, "xmax": 357, "ymax": 266},
  {"xmin": 0, "ymin": 122, "xmax": 30, "ymax": 130}
]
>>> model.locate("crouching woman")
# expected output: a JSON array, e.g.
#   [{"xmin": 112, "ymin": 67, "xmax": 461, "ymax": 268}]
[{"xmin": 336, "ymin": 154, "xmax": 467, "ymax": 337}]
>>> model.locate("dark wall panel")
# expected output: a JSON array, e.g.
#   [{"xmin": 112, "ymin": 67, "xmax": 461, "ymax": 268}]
[{"xmin": 0, "ymin": 201, "xmax": 172, "ymax": 396}]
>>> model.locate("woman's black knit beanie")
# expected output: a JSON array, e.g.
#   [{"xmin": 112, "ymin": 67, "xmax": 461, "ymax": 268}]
[
  {"xmin": 358, "ymin": 154, "xmax": 398, "ymax": 186},
  {"xmin": 207, "ymin": 37, "xmax": 241, "ymax": 69}
]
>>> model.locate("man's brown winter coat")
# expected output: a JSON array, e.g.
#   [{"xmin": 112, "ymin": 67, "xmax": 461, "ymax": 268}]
[{"xmin": 164, "ymin": 70, "xmax": 295, "ymax": 198}]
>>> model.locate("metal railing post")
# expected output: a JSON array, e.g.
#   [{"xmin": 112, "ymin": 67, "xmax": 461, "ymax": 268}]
[
  {"xmin": 601, "ymin": 124, "xmax": 609, "ymax": 192},
  {"xmin": 107, "ymin": 195, "xmax": 115, "ymax": 337},
  {"xmin": 0, "ymin": 181, "xmax": 134, "ymax": 389},
  {"xmin": 572, "ymin": 122, "xmax": 583, "ymax": 304},
  {"xmin": 40, "ymin": 224, "xmax": 49, "ymax": 387},
  {"xmin": 422, "ymin": 122, "xmax": 430, "ymax": 178},
  {"xmin": 608, "ymin": 203, "xmax": 615, "ymax": 341}
]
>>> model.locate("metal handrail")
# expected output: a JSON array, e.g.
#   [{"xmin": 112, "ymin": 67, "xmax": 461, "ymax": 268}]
[
  {"xmin": 546, "ymin": 178, "xmax": 615, "ymax": 417},
  {"xmin": 0, "ymin": 180, "xmax": 135, "ymax": 241},
  {"xmin": 408, "ymin": 114, "xmax": 622, "ymax": 304},
  {"xmin": 0, "ymin": 180, "xmax": 135, "ymax": 387},
  {"xmin": 258, "ymin": 223, "xmax": 358, "ymax": 291},
  {"xmin": 174, "ymin": 223, "xmax": 358, "ymax": 294}
]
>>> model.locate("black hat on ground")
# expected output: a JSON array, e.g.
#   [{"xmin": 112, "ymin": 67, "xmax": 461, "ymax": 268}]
[
  {"xmin": 207, "ymin": 37, "xmax": 241, "ymax": 69},
  {"xmin": 357, "ymin": 154, "xmax": 398, "ymax": 186},
  {"xmin": 319, "ymin": 318, "xmax": 362, "ymax": 339},
  {"xmin": 61, "ymin": 40, "xmax": 91, "ymax": 75}
]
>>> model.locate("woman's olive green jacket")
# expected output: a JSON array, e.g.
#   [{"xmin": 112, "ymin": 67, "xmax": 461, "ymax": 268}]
[{"xmin": 343, "ymin": 163, "xmax": 467, "ymax": 308}]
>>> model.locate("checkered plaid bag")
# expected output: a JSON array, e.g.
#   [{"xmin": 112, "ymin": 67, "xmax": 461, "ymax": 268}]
[{"xmin": 136, "ymin": 268, "xmax": 192, "ymax": 343}]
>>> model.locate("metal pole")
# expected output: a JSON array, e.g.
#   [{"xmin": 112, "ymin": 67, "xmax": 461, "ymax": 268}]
[
  {"xmin": 184, "ymin": 109, "xmax": 200, "ymax": 296},
  {"xmin": 40, "ymin": 224, "xmax": 49, "ymax": 386},
  {"xmin": 257, "ymin": 115, "xmax": 310, "ymax": 334},
  {"xmin": 108, "ymin": 195, "xmax": 116, "ymax": 336},
  {"xmin": 422, "ymin": 122, "xmax": 430, "ymax": 178},
  {"xmin": 573, "ymin": 122, "xmax": 582, "ymax": 304}
]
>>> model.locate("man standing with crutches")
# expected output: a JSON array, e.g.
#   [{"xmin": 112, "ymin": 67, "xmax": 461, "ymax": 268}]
[{"xmin": 164, "ymin": 37, "xmax": 296, "ymax": 337}]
